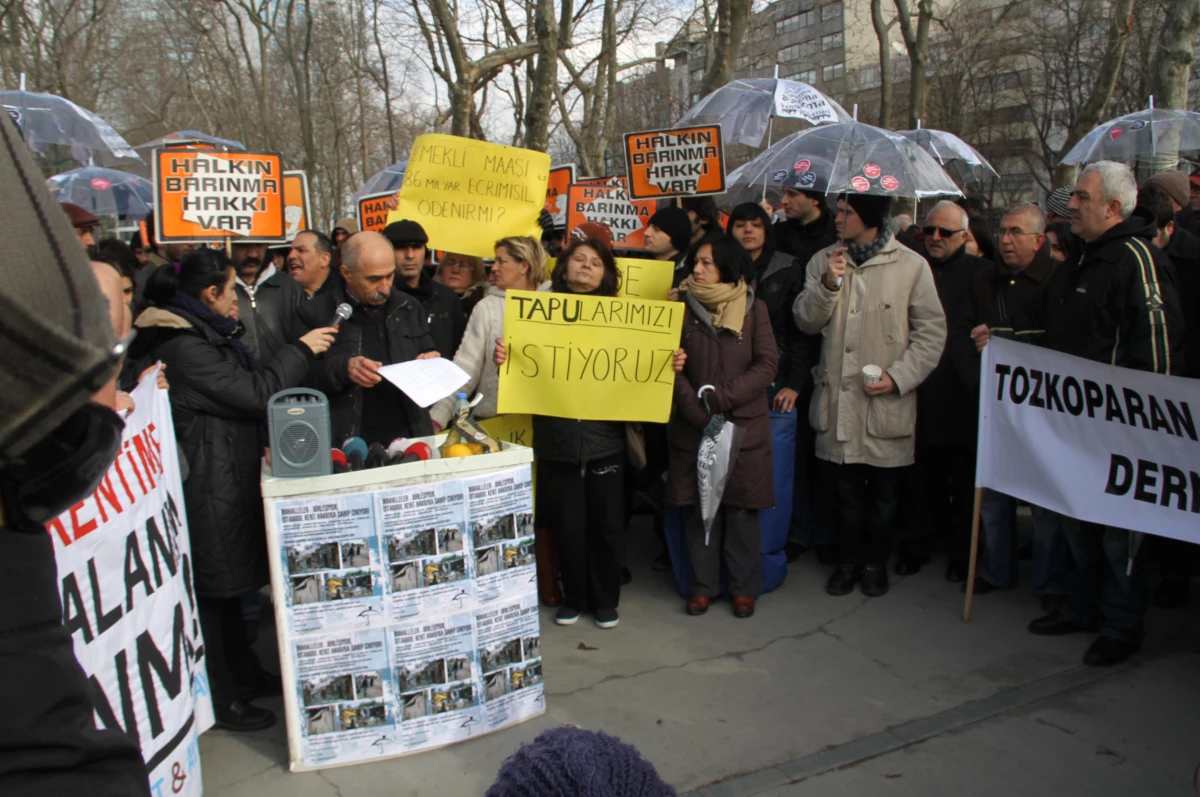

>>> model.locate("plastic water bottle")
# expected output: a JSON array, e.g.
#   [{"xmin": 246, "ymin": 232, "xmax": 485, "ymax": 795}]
[{"xmin": 453, "ymin": 392, "xmax": 471, "ymax": 421}]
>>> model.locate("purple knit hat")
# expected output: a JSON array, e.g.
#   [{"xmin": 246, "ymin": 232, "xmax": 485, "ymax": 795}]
[{"xmin": 485, "ymin": 726, "xmax": 676, "ymax": 797}]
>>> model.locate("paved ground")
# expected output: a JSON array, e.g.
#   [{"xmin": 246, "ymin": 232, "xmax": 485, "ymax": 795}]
[{"xmin": 201, "ymin": 518, "xmax": 1200, "ymax": 796}]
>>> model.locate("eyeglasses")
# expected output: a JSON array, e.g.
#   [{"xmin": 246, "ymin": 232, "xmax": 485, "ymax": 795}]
[
  {"xmin": 921, "ymin": 226, "xmax": 964, "ymax": 239},
  {"xmin": 997, "ymin": 228, "xmax": 1040, "ymax": 239}
]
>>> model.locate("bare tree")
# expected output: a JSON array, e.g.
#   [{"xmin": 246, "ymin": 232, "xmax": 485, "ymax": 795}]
[
  {"xmin": 1151, "ymin": 0, "xmax": 1200, "ymax": 108},
  {"xmin": 870, "ymin": 0, "xmax": 893, "ymax": 127},
  {"xmin": 696, "ymin": 0, "xmax": 752, "ymax": 97},
  {"xmin": 892, "ymin": 0, "xmax": 933, "ymax": 128}
]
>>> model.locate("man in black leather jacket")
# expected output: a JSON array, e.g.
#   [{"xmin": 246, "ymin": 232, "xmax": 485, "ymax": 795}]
[{"xmin": 232, "ymin": 242, "xmax": 304, "ymax": 363}]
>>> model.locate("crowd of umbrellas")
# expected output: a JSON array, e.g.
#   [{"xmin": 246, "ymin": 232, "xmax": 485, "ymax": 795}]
[{"xmin": 5, "ymin": 74, "xmax": 1200, "ymax": 226}]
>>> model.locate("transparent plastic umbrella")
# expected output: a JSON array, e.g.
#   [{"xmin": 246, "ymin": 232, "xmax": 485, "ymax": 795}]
[
  {"xmin": 134, "ymin": 130, "xmax": 246, "ymax": 152},
  {"xmin": 894, "ymin": 124, "xmax": 999, "ymax": 188},
  {"xmin": 725, "ymin": 119, "xmax": 963, "ymax": 206},
  {"xmin": 354, "ymin": 159, "xmax": 407, "ymax": 201},
  {"xmin": 1059, "ymin": 100, "xmax": 1200, "ymax": 166},
  {"xmin": 46, "ymin": 166, "xmax": 153, "ymax": 220},
  {"xmin": 676, "ymin": 77, "xmax": 851, "ymax": 148},
  {"xmin": 0, "ymin": 90, "xmax": 141, "ymax": 166}
]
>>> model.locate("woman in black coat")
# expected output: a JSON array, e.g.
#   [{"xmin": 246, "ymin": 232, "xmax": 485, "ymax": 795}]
[{"xmin": 127, "ymin": 249, "xmax": 335, "ymax": 731}]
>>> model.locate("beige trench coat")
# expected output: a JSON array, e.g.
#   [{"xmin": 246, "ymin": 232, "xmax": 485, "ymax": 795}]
[{"xmin": 792, "ymin": 237, "xmax": 947, "ymax": 468}]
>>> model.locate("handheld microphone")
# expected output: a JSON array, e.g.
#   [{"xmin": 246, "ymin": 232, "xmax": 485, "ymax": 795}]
[
  {"xmin": 404, "ymin": 442, "xmax": 433, "ymax": 461},
  {"xmin": 366, "ymin": 443, "xmax": 388, "ymax": 469},
  {"xmin": 386, "ymin": 438, "xmax": 411, "ymax": 463},
  {"xmin": 328, "ymin": 302, "xmax": 353, "ymax": 329},
  {"xmin": 346, "ymin": 450, "xmax": 364, "ymax": 471},
  {"xmin": 342, "ymin": 437, "xmax": 369, "ymax": 463},
  {"xmin": 331, "ymin": 448, "xmax": 348, "ymax": 474}
]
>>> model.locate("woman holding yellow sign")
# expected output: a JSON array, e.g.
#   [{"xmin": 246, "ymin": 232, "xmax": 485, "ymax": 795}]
[{"xmin": 668, "ymin": 236, "xmax": 778, "ymax": 619}]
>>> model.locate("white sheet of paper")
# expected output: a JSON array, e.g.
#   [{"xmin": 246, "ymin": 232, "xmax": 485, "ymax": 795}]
[{"xmin": 378, "ymin": 358, "xmax": 471, "ymax": 408}]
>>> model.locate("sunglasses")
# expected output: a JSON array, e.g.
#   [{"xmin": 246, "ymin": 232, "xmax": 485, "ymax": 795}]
[{"xmin": 921, "ymin": 226, "xmax": 964, "ymax": 239}]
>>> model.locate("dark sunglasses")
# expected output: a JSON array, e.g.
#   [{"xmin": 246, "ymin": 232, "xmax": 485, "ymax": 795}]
[{"xmin": 921, "ymin": 226, "xmax": 964, "ymax": 239}]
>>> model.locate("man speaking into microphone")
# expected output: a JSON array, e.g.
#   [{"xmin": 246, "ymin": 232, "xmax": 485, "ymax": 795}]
[{"xmin": 295, "ymin": 231, "xmax": 440, "ymax": 444}]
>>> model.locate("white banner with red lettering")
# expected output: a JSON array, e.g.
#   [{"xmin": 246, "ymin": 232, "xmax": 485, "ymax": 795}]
[
  {"xmin": 977, "ymin": 337, "xmax": 1200, "ymax": 542},
  {"xmin": 47, "ymin": 372, "xmax": 213, "ymax": 797}
]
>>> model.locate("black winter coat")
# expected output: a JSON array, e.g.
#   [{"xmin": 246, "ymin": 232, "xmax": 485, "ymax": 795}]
[
  {"xmin": 774, "ymin": 209, "xmax": 838, "ymax": 269},
  {"xmin": 127, "ymin": 306, "xmax": 313, "ymax": 598},
  {"xmin": 1042, "ymin": 209, "xmax": 1186, "ymax": 374},
  {"xmin": 1165, "ymin": 226, "xmax": 1200, "ymax": 377},
  {"xmin": 295, "ymin": 281, "xmax": 436, "ymax": 443},
  {"xmin": 753, "ymin": 249, "xmax": 814, "ymax": 393},
  {"xmin": 953, "ymin": 245, "xmax": 1058, "ymax": 392},
  {"xmin": 532, "ymin": 417, "xmax": 625, "ymax": 465},
  {"xmin": 915, "ymin": 246, "xmax": 989, "ymax": 445},
  {"xmin": 236, "ymin": 268, "xmax": 304, "ymax": 364},
  {"xmin": 397, "ymin": 271, "xmax": 466, "ymax": 359}
]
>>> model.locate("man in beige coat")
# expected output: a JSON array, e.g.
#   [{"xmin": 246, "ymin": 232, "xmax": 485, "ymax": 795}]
[{"xmin": 793, "ymin": 193, "xmax": 947, "ymax": 598}]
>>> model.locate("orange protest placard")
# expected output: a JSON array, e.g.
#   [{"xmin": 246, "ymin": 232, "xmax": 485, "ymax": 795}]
[
  {"xmin": 357, "ymin": 191, "xmax": 395, "ymax": 233},
  {"xmin": 281, "ymin": 171, "xmax": 311, "ymax": 242},
  {"xmin": 623, "ymin": 125, "xmax": 725, "ymax": 200},
  {"xmin": 565, "ymin": 183, "xmax": 655, "ymax": 249},
  {"xmin": 153, "ymin": 149, "xmax": 285, "ymax": 243},
  {"xmin": 545, "ymin": 164, "xmax": 576, "ymax": 226}
]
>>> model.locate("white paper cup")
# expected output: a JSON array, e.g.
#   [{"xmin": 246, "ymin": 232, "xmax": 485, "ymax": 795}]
[{"xmin": 861, "ymin": 364, "xmax": 882, "ymax": 385}]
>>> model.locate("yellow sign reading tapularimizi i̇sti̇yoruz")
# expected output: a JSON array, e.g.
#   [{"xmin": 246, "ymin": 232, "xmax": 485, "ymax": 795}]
[
  {"xmin": 387, "ymin": 133, "xmax": 549, "ymax": 259},
  {"xmin": 497, "ymin": 289, "xmax": 684, "ymax": 423}
]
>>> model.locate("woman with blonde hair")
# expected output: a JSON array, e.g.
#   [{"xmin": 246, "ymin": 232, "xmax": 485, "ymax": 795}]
[
  {"xmin": 432, "ymin": 237, "xmax": 559, "ymax": 605},
  {"xmin": 436, "ymin": 251, "xmax": 490, "ymax": 318}
]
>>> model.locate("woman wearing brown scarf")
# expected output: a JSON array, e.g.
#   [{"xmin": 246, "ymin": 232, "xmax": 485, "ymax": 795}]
[{"xmin": 667, "ymin": 235, "xmax": 779, "ymax": 618}]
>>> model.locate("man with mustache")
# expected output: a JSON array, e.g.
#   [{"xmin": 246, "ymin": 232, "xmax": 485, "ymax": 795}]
[
  {"xmin": 232, "ymin": 241, "xmax": 303, "ymax": 362},
  {"xmin": 285, "ymin": 229, "xmax": 337, "ymax": 299},
  {"xmin": 294, "ymin": 231, "xmax": 439, "ymax": 444}
]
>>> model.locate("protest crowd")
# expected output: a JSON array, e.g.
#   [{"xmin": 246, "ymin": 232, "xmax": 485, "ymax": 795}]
[{"xmin": 0, "ymin": 93, "xmax": 1197, "ymax": 795}]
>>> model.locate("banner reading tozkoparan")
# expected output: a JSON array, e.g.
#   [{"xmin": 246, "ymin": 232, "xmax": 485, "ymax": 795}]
[
  {"xmin": 153, "ymin": 149, "xmax": 285, "ymax": 243},
  {"xmin": 497, "ymin": 289, "xmax": 684, "ymax": 423}
]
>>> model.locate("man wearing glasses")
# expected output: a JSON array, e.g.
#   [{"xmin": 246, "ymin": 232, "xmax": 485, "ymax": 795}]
[
  {"xmin": 894, "ymin": 201, "xmax": 989, "ymax": 582},
  {"xmin": 955, "ymin": 203, "xmax": 1063, "ymax": 609}
]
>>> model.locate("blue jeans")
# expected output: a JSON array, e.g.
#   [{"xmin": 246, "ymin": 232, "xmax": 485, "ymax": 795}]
[
  {"xmin": 978, "ymin": 489, "xmax": 1017, "ymax": 588},
  {"xmin": 1030, "ymin": 506, "xmax": 1069, "ymax": 597},
  {"xmin": 1058, "ymin": 518, "xmax": 1150, "ymax": 645}
]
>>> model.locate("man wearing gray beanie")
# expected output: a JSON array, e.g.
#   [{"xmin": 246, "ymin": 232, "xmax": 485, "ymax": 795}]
[
  {"xmin": 794, "ymin": 191, "xmax": 947, "ymax": 599},
  {"xmin": 0, "ymin": 118, "xmax": 151, "ymax": 794}
]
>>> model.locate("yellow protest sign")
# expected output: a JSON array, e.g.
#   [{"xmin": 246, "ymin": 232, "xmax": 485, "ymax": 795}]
[
  {"xmin": 387, "ymin": 134, "xmax": 550, "ymax": 259},
  {"xmin": 547, "ymin": 256, "xmax": 675, "ymax": 302},
  {"xmin": 478, "ymin": 414, "xmax": 534, "ymax": 448},
  {"xmin": 497, "ymin": 290, "xmax": 683, "ymax": 423}
]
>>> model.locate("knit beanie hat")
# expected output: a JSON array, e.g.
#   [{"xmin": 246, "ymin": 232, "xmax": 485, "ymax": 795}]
[
  {"xmin": 1045, "ymin": 186, "xmax": 1072, "ymax": 219},
  {"xmin": 332, "ymin": 216, "xmax": 360, "ymax": 235},
  {"xmin": 1144, "ymin": 170, "xmax": 1189, "ymax": 209},
  {"xmin": 485, "ymin": 726, "xmax": 676, "ymax": 797},
  {"xmin": 845, "ymin": 193, "xmax": 892, "ymax": 230},
  {"xmin": 647, "ymin": 206, "xmax": 692, "ymax": 254}
]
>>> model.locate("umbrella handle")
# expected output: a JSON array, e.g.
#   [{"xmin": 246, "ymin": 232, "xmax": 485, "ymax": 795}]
[{"xmin": 698, "ymin": 384, "xmax": 716, "ymax": 415}]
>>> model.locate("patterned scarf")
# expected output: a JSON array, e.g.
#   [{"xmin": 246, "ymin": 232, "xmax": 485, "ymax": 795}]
[
  {"xmin": 168, "ymin": 292, "xmax": 261, "ymax": 373},
  {"xmin": 845, "ymin": 215, "xmax": 895, "ymax": 265}
]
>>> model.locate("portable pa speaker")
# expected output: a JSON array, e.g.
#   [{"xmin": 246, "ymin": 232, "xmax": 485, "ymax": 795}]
[{"xmin": 268, "ymin": 389, "xmax": 332, "ymax": 478}]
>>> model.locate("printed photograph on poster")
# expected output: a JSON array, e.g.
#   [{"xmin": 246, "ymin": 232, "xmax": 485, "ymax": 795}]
[
  {"xmin": 276, "ymin": 492, "xmax": 385, "ymax": 634},
  {"xmin": 465, "ymin": 467, "xmax": 536, "ymax": 604},
  {"xmin": 388, "ymin": 612, "xmax": 484, "ymax": 748},
  {"xmin": 377, "ymin": 480, "xmax": 474, "ymax": 620},
  {"xmin": 293, "ymin": 628, "xmax": 402, "ymax": 767},
  {"xmin": 474, "ymin": 592, "xmax": 544, "ymax": 732}
]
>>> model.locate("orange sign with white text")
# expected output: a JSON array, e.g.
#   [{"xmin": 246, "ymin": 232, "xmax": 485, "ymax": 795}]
[
  {"xmin": 623, "ymin": 124, "xmax": 725, "ymax": 199},
  {"xmin": 565, "ymin": 184, "xmax": 655, "ymax": 249},
  {"xmin": 153, "ymin": 149, "xmax": 285, "ymax": 242},
  {"xmin": 544, "ymin": 164, "xmax": 576, "ymax": 226},
  {"xmin": 281, "ymin": 171, "xmax": 311, "ymax": 242},
  {"xmin": 357, "ymin": 191, "xmax": 395, "ymax": 234}
]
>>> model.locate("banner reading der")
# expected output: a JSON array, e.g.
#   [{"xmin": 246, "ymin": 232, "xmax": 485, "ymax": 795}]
[
  {"xmin": 358, "ymin": 190, "xmax": 395, "ymax": 234},
  {"xmin": 976, "ymin": 337, "xmax": 1200, "ymax": 543},
  {"xmin": 388, "ymin": 134, "xmax": 550, "ymax": 258},
  {"xmin": 47, "ymin": 373, "xmax": 214, "ymax": 797},
  {"xmin": 544, "ymin": 164, "xmax": 576, "ymax": 227},
  {"xmin": 283, "ymin": 170, "xmax": 312, "ymax": 242},
  {"xmin": 623, "ymin": 125, "xmax": 725, "ymax": 199},
  {"xmin": 154, "ymin": 149, "xmax": 285, "ymax": 242},
  {"xmin": 565, "ymin": 184, "xmax": 655, "ymax": 248},
  {"xmin": 497, "ymin": 289, "xmax": 684, "ymax": 422}
]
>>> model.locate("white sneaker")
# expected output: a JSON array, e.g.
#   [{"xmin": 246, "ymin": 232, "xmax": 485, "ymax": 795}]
[
  {"xmin": 555, "ymin": 606, "xmax": 581, "ymax": 626},
  {"xmin": 595, "ymin": 609, "xmax": 619, "ymax": 629}
]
